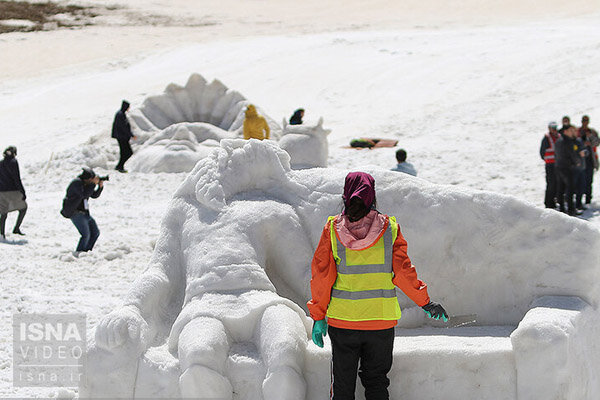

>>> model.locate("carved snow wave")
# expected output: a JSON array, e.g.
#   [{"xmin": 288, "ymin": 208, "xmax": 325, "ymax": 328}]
[
  {"xmin": 130, "ymin": 73, "xmax": 277, "ymax": 133},
  {"xmin": 127, "ymin": 73, "xmax": 282, "ymax": 172}
]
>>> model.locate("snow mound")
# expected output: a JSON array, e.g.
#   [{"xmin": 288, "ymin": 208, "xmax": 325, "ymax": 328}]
[
  {"xmin": 126, "ymin": 73, "xmax": 281, "ymax": 173},
  {"xmin": 83, "ymin": 140, "xmax": 600, "ymax": 399},
  {"xmin": 279, "ymin": 117, "xmax": 331, "ymax": 169}
]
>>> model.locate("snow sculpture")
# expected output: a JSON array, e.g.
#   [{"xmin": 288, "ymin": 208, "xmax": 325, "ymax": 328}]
[
  {"xmin": 127, "ymin": 73, "xmax": 281, "ymax": 173},
  {"xmin": 127, "ymin": 123, "xmax": 236, "ymax": 173},
  {"xmin": 84, "ymin": 140, "xmax": 600, "ymax": 399},
  {"xmin": 279, "ymin": 117, "xmax": 331, "ymax": 169},
  {"xmin": 85, "ymin": 139, "xmax": 317, "ymax": 399}
]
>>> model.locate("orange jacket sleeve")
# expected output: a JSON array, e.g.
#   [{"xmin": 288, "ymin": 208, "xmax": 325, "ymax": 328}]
[
  {"xmin": 306, "ymin": 222, "xmax": 338, "ymax": 321},
  {"xmin": 391, "ymin": 226, "xmax": 430, "ymax": 307}
]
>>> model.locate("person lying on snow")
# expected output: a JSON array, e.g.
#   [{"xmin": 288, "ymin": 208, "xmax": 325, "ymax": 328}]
[{"xmin": 307, "ymin": 171, "xmax": 447, "ymax": 400}]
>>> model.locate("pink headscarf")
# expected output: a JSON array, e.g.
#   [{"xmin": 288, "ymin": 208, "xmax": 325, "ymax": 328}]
[{"xmin": 342, "ymin": 172, "xmax": 376, "ymax": 212}]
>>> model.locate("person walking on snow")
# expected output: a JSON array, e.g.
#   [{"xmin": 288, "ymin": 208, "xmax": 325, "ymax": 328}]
[
  {"xmin": 578, "ymin": 115, "xmax": 599, "ymax": 204},
  {"xmin": 0, "ymin": 146, "xmax": 27, "ymax": 239},
  {"xmin": 112, "ymin": 100, "xmax": 136, "ymax": 173},
  {"xmin": 307, "ymin": 171, "xmax": 447, "ymax": 400},
  {"xmin": 60, "ymin": 167, "xmax": 104, "ymax": 252},
  {"xmin": 540, "ymin": 122, "xmax": 560, "ymax": 208},
  {"xmin": 243, "ymin": 104, "xmax": 270, "ymax": 140}
]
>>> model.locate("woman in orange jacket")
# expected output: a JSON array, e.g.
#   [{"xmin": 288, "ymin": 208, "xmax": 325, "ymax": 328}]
[{"xmin": 307, "ymin": 171, "xmax": 447, "ymax": 400}]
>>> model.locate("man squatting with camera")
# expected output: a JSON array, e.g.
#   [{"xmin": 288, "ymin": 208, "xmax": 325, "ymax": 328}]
[{"xmin": 60, "ymin": 167, "xmax": 107, "ymax": 252}]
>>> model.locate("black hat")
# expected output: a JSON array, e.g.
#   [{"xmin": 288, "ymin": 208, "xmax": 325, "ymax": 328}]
[
  {"xmin": 78, "ymin": 167, "xmax": 96, "ymax": 180},
  {"xmin": 3, "ymin": 146, "xmax": 16, "ymax": 158}
]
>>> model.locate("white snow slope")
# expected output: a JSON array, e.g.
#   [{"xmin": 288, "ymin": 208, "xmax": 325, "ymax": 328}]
[{"xmin": 2, "ymin": 0, "xmax": 600, "ymax": 398}]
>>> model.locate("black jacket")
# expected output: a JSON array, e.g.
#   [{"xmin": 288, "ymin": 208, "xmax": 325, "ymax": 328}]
[
  {"xmin": 0, "ymin": 157, "xmax": 26, "ymax": 196},
  {"xmin": 111, "ymin": 101, "xmax": 133, "ymax": 141},
  {"xmin": 559, "ymin": 124, "xmax": 572, "ymax": 136},
  {"xmin": 555, "ymin": 136, "xmax": 585, "ymax": 171},
  {"xmin": 540, "ymin": 135, "xmax": 552, "ymax": 160},
  {"xmin": 289, "ymin": 109, "xmax": 303, "ymax": 125},
  {"xmin": 60, "ymin": 178, "xmax": 103, "ymax": 218}
]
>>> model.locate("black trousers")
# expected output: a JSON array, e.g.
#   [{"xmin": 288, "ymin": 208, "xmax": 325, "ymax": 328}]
[
  {"xmin": 329, "ymin": 326, "xmax": 394, "ymax": 400},
  {"xmin": 544, "ymin": 164, "xmax": 557, "ymax": 208},
  {"xmin": 116, "ymin": 138, "xmax": 133, "ymax": 170},
  {"xmin": 556, "ymin": 167, "xmax": 575, "ymax": 213},
  {"xmin": 574, "ymin": 168, "xmax": 586, "ymax": 208},
  {"xmin": 584, "ymin": 165, "xmax": 594, "ymax": 203}
]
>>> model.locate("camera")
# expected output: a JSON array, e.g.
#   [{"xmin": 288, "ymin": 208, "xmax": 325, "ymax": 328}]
[{"xmin": 99, "ymin": 175, "xmax": 110, "ymax": 182}]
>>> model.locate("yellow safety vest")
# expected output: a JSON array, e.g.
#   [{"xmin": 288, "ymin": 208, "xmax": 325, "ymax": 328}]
[{"xmin": 326, "ymin": 215, "xmax": 402, "ymax": 322}]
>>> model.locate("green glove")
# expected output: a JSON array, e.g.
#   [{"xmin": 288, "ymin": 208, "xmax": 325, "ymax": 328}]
[
  {"xmin": 312, "ymin": 319, "xmax": 328, "ymax": 348},
  {"xmin": 422, "ymin": 301, "xmax": 449, "ymax": 322}
]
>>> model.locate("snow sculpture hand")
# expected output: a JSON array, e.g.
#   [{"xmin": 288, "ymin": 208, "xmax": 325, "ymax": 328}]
[
  {"xmin": 422, "ymin": 301, "xmax": 448, "ymax": 322},
  {"xmin": 95, "ymin": 305, "xmax": 149, "ymax": 352},
  {"xmin": 311, "ymin": 319, "xmax": 328, "ymax": 348}
]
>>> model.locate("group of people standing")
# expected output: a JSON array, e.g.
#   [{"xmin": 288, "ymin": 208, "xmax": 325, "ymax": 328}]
[{"xmin": 540, "ymin": 115, "xmax": 599, "ymax": 216}]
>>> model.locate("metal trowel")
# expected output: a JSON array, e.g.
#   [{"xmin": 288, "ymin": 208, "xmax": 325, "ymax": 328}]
[{"xmin": 426, "ymin": 314, "xmax": 478, "ymax": 328}]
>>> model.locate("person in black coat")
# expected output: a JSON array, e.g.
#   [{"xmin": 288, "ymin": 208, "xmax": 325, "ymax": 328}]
[
  {"xmin": 578, "ymin": 115, "xmax": 599, "ymax": 205},
  {"xmin": 555, "ymin": 126, "xmax": 586, "ymax": 216},
  {"xmin": 61, "ymin": 167, "xmax": 104, "ymax": 252},
  {"xmin": 112, "ymin": 100, "xmax": 136, "ymax": 173},
  {"xmin": 0, "ymin": 146, "xmax": 27, "ymax": 239},
  {"xmin": 289, "ymin": 108, "xmax": 304, "ymax": 125},
  {"xmin": 558, "ymin": 115, "xmax": 572, "ymax": 136}
]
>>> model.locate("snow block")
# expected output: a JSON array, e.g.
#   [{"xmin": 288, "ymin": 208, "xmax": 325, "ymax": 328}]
[{"xmin": 511, "ymin": 296, "xmax": 600, "ymax": 400}]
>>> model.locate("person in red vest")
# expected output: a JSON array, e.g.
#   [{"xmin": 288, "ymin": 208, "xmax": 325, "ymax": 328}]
[
  {"xmin": 540, "ymin": 121, "xmax": 561, "ymax": 208},
  {"xmin": 307, "ymin": 171, "xmax": 447, "ymax": 400}
]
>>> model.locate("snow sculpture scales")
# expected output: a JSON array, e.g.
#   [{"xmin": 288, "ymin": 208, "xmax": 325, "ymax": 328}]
[{"xmin": 127, "ymin": 74, "xmax": 282, "ymax": 173}]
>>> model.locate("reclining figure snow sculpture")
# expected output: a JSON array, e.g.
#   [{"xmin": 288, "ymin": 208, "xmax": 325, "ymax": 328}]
[
  {"xmin": 279, "ymin": 117, "xmax": 331, "ymax": 169},
  {"xmin": 84, "ymin": 139, "xmax": 600, "ymax": 399},
  {"xmin": 85, "ymin": 139, "xmax": 319, "ymax": 399},
  {"xmin": 127, "ymin": 73, "xmax": 281, "ymax": 173}
]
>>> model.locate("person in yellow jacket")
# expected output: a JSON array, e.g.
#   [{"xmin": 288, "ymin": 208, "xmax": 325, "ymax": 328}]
[{"xmin": 243, "ymin": 104, "xmax": 270, "ymax": 140}]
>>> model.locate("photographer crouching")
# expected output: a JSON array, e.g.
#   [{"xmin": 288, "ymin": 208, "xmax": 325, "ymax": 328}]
[{"xmin": 60, "ymin": 167, "xmax": 108, "ymax": 252}]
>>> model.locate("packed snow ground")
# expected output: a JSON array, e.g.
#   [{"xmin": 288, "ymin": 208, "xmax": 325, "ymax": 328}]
[{"xmin": 2, "ymin": 0, "xmax": 600, "ymax": 397}]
